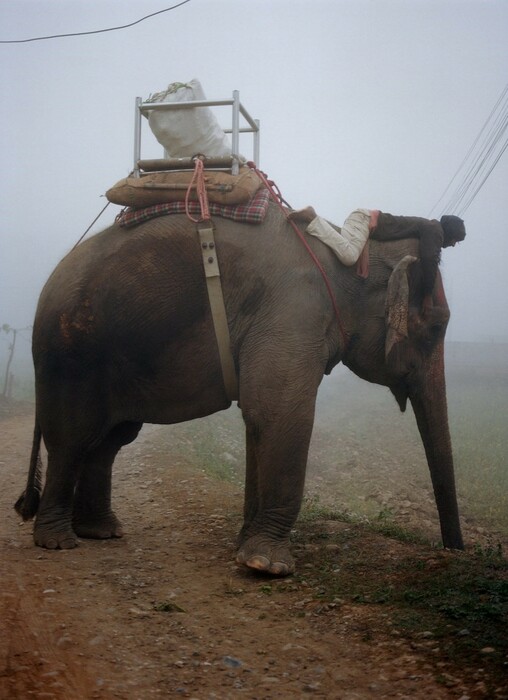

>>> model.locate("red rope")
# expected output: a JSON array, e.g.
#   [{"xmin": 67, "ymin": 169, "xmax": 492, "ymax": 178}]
[
  {"xmin": 247, "ymin": 162, "xmax": 349, "ymax": 349},
  {"xmin": 185, "ymin": 156, "xmax": 210, "ymax": 222}
]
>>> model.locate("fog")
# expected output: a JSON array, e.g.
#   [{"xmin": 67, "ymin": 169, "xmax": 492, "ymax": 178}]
[{"xmin": 1, "ymin": 0, "xmax": 507, "ymax": 382}]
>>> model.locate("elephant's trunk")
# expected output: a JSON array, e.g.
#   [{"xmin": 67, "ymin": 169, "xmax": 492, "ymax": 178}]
[{"xmin": 409, "ymin": 340, "xmax": 464, "ymax": 549}]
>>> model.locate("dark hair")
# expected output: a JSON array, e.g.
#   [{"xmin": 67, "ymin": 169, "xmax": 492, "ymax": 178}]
[{"xmin": 440, "ymin": 215, "xmax": 466, "ymax": 244}]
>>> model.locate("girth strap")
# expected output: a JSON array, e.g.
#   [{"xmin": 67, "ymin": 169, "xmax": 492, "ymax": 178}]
[{"xmin": 198, "ymin": 224, "xmax": 239, "ymax": 402}]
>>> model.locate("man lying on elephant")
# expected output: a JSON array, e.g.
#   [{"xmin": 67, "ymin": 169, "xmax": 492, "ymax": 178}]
[{"xmin": 287, "ymin": 206, "xmax": 466, "ymax": 315}]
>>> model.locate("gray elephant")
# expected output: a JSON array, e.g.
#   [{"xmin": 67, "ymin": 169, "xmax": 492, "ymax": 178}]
[{"xmin": 15, "ymin": 202, "xmax": 464, "ymax": 575}]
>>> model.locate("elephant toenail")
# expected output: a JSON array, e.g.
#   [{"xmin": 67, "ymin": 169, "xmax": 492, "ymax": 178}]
[
  {"xmin": 269, "ymin": 562, "xmax": 290, "ymax": 576},
  {"xmin": 246, "ymin": 555, "xmax": 271, "ymax": 571}
]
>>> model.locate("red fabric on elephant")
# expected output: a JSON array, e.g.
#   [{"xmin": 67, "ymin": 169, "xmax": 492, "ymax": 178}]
[{"xmin": 116, "ymin": 187, "xmax": 270, "ymax": 229}]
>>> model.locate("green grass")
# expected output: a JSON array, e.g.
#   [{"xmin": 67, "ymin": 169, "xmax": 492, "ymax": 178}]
[
  {"xmin": 155, "ymin": 412, "xmax": 245, "ymax": 484},
  {"xmin": 155, "ymin": 366, "xmax": 508, "ymax": 543},
  {"xmin": 313, "ymin": 368, "xmax": 508, "ymax": 538},
  {"xmin": 291, "ymin": 498, "xmax": 508, "ymax": 691},
  {"xmin": 299, "ymin": 494, "xmax": 430, "ymax": 546},
  {"xmin": 449, "ymin": 375, "xmax": 508, "ymax": 532}
]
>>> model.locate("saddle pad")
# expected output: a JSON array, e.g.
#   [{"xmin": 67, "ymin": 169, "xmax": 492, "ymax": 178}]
[
  {"xmin": 107, "ymin": 166, "xmax": 261, "ymax": 207},
  {"xmin": 117, "ymin": 186, "xmax": 270, "ymax": 228}
]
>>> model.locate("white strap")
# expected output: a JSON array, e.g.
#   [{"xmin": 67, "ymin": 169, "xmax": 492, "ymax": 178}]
[{"xmin": 198, "ymin": 226, "xmax": 239, "ymax": 401}]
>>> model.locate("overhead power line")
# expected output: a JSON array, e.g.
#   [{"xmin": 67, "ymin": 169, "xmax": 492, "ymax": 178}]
[
  {"xmin": 0, "ymin": 1, "xmax": 192, "ymax": 43},
  {"xmin": 428, "ymin": 83, "xmax": 508, "ymax": 218}
]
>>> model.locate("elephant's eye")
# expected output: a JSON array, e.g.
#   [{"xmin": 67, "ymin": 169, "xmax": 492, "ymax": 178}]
[
  {"xmin": 422, "ymin": 323, "xmax": 445, "ymax": 350},
  {"xmin": 419, "ymin": 322, "xmax": 444, "ymax": 352}
]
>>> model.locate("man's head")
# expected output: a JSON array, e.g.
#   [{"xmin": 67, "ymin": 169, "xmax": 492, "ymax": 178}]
[{"xmin": 440, "ymin": 215, "xmax": 466, "ymax": 248}]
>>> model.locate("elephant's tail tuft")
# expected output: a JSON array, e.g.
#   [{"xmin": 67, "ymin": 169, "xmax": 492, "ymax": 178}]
[{"xmin": 14, "ymin": 422, "xmax": 43, "ymax": 520}]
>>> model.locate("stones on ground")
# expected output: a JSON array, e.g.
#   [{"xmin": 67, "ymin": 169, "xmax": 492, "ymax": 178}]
[{"xmin": 222, "ymin": 655, "xmax": 243, "ymax": 668}]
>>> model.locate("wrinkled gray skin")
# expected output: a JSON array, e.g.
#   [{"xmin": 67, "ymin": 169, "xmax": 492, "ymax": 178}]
[{"xmin": 16, "ymin": 203, "xmax": 463, "ymax": 575}]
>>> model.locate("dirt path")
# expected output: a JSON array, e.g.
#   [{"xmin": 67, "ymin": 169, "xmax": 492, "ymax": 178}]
[{"xmin": 0, "ymin": 405, "xmax": 505, "ymax": 699}]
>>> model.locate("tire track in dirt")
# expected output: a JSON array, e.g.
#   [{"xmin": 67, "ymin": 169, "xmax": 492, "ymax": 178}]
[{"xmin": 0, "ymin": 571, "xmax": 100, "ymax": 699}]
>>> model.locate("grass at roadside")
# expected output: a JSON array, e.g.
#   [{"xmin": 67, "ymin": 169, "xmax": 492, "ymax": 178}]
[
  {"xmin": 288, "ymin": 497, "xmax": 508, "ymax": 693},
  {"xmin": 147, "ymin": 383, "xmax": 508, "ymax": 693},
  {"xmin": 314, "ymin": 368, "xmax": 508, "ymax": 539},
  {"xmin": 154, "ymin": 366, "xmax": 508, "ymax": 546},
  {"xmin": 448, "ymin": 373, "xmax": 508, "ymax": 533},
  {"xmin": 299, "ymin": 493, "xmax": 431, "ymax": 545}
]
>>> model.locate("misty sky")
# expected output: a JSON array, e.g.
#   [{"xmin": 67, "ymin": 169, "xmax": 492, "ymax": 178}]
[{"xmin": 1, "ymin": 0, "xmax": 507, "ymax": 367}]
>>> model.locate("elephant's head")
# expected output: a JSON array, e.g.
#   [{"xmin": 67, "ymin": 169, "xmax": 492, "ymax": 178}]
[{"xmin": 384, "ymin": 255, "xmax": 450, "ymax": 410}]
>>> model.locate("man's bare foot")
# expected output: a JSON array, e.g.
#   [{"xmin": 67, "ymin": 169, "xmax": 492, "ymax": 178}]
[{"xmin": 287, "ymin": 206, "xmax": 317, "ymax": 225}]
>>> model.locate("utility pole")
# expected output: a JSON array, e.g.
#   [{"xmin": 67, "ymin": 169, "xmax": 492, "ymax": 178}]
[
  {"xmin": 2, "ymin": 326, "xmax": 17, "ymax": 397},
  {"xmin": 1, "ymin": 325, "xmax": 31, "ymax": 398}
]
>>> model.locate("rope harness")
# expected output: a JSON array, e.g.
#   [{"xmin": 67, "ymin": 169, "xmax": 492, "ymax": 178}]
[
  {"xmin": 185, "ymin": 156, "xmax": 210, "ymax": 223},
  {"xmin": 183, "ymin": 157, "xmax": 349, "ymax": 354},
  {"xmin": 246, "ymin": 162, "xmax": 349, "ymax": 350}
]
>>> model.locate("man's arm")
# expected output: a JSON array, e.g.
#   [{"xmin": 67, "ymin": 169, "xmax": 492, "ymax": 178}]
[
  {"xmin": 371, "ymin": 213, "xmax": 444, "ymax": 314},
  {"xmin": 419, "ymin": 220, "xmax": 444, "ymax": 297}
]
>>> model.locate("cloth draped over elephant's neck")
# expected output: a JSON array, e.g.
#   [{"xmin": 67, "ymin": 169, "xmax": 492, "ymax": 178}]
[{"xmin": 356, "ymin": 242, "xmax": 369, "ymax": 278}]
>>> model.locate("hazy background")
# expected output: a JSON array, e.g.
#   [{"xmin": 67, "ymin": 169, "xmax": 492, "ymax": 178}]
[{"xmin": 1, "ymin": 0, "xmax": 507, "ymax": 381}]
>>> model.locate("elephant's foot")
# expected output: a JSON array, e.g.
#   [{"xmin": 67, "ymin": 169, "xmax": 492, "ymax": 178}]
[
  {"xmin": 72, "ymin": 511, "xmax": 124, "ymax": 540},
  {"xmin": 236, "ymin": 534, "xmax": 295, "ymax": 576},
  {"xmin": 34, "ymin": 521, "xmax": 78, "ymax": 550}
]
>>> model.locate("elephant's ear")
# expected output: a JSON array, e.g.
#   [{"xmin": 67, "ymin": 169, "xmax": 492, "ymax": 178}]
[{"xmin": 385, "ymin": 254, "xmax": 418, "ymax": 361}]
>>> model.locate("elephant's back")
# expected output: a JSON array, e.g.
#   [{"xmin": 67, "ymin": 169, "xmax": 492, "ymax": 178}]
[
  {"xmin": 34, "ymin": 217, "xmax": 209, "ymax": 356},
  {"xmin": 41, "ymin": 217, "xmax": 203, "ymax": 298}
]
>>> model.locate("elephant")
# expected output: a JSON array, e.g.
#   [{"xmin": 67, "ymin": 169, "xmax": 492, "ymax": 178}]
[{"xmin": 15, "ymin": 200, "xmax": 464, "ymax": 575}]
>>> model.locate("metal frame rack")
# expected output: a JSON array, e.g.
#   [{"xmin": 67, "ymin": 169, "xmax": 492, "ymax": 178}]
[{"xmin": 133, "ymin": 90, "xmax": 260, "ymax": 177}]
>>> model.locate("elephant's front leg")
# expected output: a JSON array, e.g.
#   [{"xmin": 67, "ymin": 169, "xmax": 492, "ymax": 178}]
[{"xmin": 236, "ymin": 400, "xmax": 316, "ymax": 576}]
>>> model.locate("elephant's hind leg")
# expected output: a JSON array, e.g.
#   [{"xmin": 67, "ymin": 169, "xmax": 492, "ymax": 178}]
[
  {"xmin": 72, "ymin": 421, "xmax": 142, "ymax": 539},
  {"xmin": 34, "ymin": 449, "xmax": 81, "ymax": 549}
]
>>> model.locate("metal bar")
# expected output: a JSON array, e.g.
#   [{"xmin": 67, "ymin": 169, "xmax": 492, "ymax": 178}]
[
  {"xmin": 139, "ymin": 99, "xmax": 234, "ymax": 113},
  {"xmin": 140, "ymin": 99, "xmax": 259, "ymax": 132},
  {"xmin": 223, "ymin": 127, "xmax": 257, "ymax": 134},
  {"xmin": 239, "ymin": 104, "xmax": 260, "ymax": 132},
  {"xmin": 231, "ymin": 91, "xmax": 240, "ymax": 175},
  {"xmin": 139, "ymin": 169, "xmax": 233, "ymax": 175},
  {"xmin": 138, "ymin": 156, "xmax": 235, "ymax": 172},
  {"xmin": 136, "ymin": 92, "xmax": 260, "ymax": 169},
  {"xmin": 133, "ymin": 97, "xmax": 143, "ymax": 177},
  {"xmin": 254, "ymin": 119, "xmax": 260, "ymax": 166}
]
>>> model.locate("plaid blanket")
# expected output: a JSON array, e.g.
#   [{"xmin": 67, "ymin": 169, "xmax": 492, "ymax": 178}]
[{"xmin": 117, "ymin": 187, "xmax": 270, "ymax": 228}]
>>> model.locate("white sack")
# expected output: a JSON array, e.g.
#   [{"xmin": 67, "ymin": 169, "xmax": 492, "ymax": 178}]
[{"xmin": 145, "ymin": 79, "xmax": 233, "ymax": 158}]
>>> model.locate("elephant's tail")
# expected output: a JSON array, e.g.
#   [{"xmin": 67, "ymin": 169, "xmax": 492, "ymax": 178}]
[{"xmin": 14, "ymin": 421, "xmax": 43, "ymax": 520}]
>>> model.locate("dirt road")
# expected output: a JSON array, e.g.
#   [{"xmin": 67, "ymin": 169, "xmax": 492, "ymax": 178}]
[{"xmin": 1, "ymin": 402, "xmax": 506, "ymax": 699}]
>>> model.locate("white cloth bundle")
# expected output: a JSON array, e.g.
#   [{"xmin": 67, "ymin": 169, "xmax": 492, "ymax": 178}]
[{"xmin": 145, "ymin": 79, "xmax": 233, "ymax": 158}]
